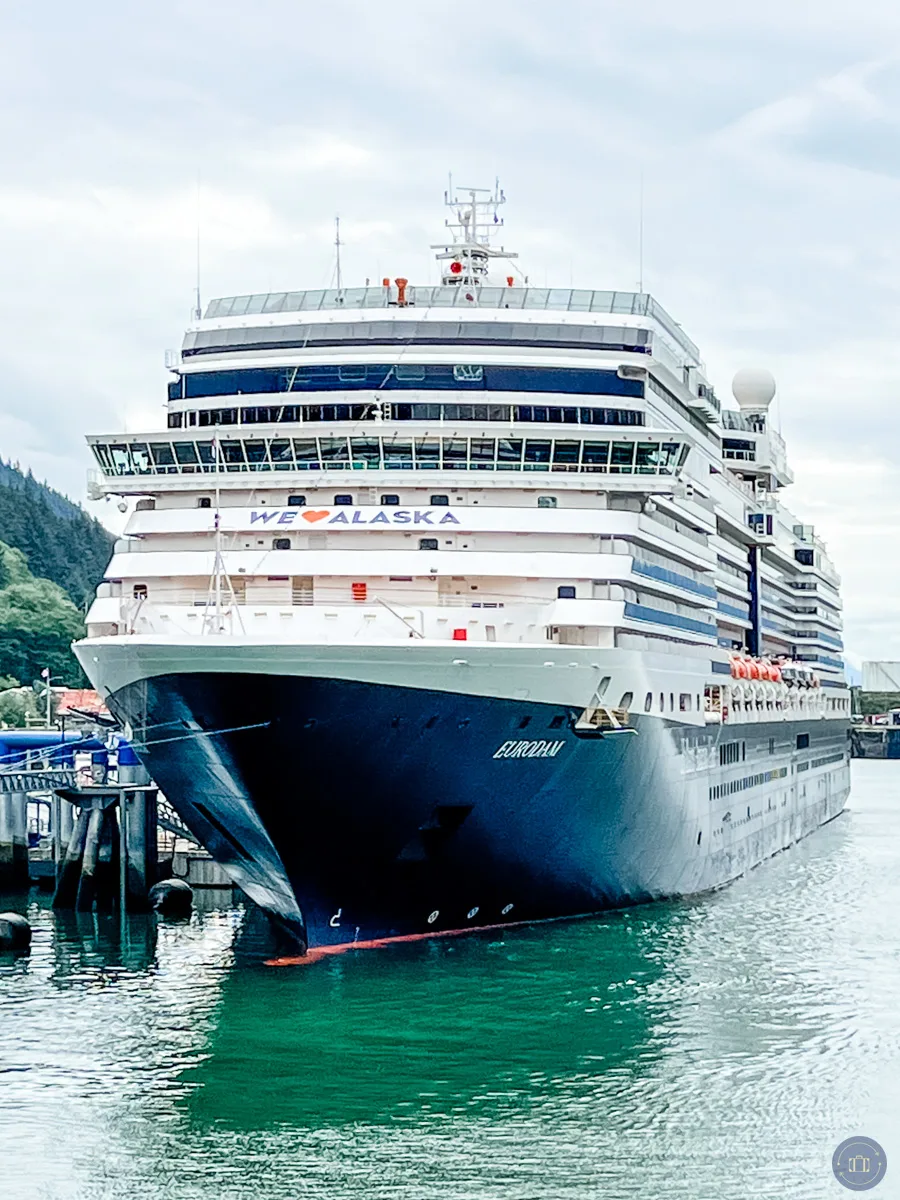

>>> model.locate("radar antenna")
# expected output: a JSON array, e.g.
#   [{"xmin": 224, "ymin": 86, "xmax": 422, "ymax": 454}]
[{"xmin": 431, "ymin": 178, "xmax": 518, "ymax": 293}]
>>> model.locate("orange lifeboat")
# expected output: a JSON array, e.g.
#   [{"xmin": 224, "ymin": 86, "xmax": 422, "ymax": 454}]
[
  {"xmin": 747, "ymin": 659, "xmax": 761, "ymax": 680},
  {"xmin": 769, "ymin": 663, "xmax": 783, "ymax": 683},
  {"xmin": 730, "ymin": 656, "xmax": 750, "ymax": 679}
]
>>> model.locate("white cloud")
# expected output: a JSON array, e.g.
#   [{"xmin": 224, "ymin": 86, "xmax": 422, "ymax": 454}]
[{"xmin": 2, "ymin": 0, "xmax": 900, "ymax": 656}]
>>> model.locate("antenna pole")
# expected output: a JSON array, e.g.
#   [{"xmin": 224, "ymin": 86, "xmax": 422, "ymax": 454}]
[
  {"xmin": 194, "ymin": 175, "xmax": 202, "ymax": 320},
  {"xmin": 214, "ymin": 435, "xmax": 222, "ymax": 624},
  {"xmin": 334, "ymin": 215, "xmax": 342, "ymax": 293},
  {"xmin": 638, "ymin": 170, "xmax": 644, "ymax": 295}
]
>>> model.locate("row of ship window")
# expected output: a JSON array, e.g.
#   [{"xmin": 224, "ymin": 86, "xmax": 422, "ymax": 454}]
[
  {"xmin": 93, "ymin": 436, "xmax": 687, "ymax": 477},
  {"xmin": 198, "ymin": 493, "xmax": 564, "ymax": 509},
  {"xmin": 168, "ymin": 364, "xmax": 646, "ymax": 401},
  {"xmin": 167, "ymin": 403, "xmax": 647, "ymax": 429}
]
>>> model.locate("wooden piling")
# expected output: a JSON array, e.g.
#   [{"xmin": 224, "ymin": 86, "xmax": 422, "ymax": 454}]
[
  {"xmin": 53, "ymin": 808, "xmax": 89, "ymax": 908},
  {"xmin": 75, "ymin": 806, "xmax": 104, "ymax": 911}
]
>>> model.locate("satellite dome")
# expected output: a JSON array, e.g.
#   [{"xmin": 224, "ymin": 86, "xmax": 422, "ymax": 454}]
[{"xmin": 732, "ymin": 367, "xmax": 776, "ymax": 411}]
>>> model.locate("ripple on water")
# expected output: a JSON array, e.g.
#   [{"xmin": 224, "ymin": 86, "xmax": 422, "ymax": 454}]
[{"xmin": 0, "ymin": 761, "xmax": 898, "ymax": 1199}]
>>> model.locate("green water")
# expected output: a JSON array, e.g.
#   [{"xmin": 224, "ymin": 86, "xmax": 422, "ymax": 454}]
[{"xmin": 1, "ymin": 760, "xmax": 898, "ymax": 1198}]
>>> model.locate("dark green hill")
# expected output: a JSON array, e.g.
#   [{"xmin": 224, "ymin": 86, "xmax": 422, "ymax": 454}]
[
  {"xmin": 0, "ymin": 461, "xmax": 113, "ymax": 609},
  {"xmin": 0, "ymin": 541, "xmax": 86, "ymax": 687}
]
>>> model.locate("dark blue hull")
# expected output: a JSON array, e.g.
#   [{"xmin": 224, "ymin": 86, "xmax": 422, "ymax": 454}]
[{"xmin": 106, "ymin": 672, "xmax": 850, "ymax": 952}]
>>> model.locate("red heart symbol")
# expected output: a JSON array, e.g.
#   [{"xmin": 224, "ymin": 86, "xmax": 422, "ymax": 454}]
[{"xmin": 301, "ymin": 510, "xmax": 330, "ymax": 523}]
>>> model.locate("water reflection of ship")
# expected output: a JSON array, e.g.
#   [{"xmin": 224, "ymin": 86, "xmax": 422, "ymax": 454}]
[{"xmin": 182, "ymin": 905, "xmax": 687, "ymax": 1130}]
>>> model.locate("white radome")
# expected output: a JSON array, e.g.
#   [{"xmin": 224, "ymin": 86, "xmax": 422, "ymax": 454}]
[{"xmin": 732, "ymin": 367, "xmax": 776, "ymax": 411}]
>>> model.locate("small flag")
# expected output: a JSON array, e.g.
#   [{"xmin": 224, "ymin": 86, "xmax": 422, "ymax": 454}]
[{"xmin": 41, "ymin": 668, "xmax": 50, "ymax": 679}]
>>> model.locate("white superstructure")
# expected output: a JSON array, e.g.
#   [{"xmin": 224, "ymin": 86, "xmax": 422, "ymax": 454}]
[{"xmin": 83, "ymin": 186, "xmax": 848, "ymax": 729}]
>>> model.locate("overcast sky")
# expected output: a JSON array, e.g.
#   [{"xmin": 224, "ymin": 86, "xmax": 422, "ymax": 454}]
[{"xmin": 2, "ymin": 0, "xmax": 899, "ymax": 660}]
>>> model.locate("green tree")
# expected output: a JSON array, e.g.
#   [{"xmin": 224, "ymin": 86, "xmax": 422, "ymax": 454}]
[
  {"xmin": 0, "ymin": 543, "xmax": 86, "ymax": 684},
  {"xmin": 0, "ymin": 459, "xmax": 113, "ymax": 607}
]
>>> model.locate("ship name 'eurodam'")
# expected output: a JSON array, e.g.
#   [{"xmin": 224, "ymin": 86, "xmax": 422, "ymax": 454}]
[{"xmin": 76, "ymin": 184, "xmax": 851, "ymax": 953}]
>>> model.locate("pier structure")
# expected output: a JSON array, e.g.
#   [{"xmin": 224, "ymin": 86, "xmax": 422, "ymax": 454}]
[
  {"xmin": 52, "ymin": 782, "xmax": 160, "ymax": 912},
  {"xmin": 0, "ymin": 731, "xmax": 104, "ymax": 890}
]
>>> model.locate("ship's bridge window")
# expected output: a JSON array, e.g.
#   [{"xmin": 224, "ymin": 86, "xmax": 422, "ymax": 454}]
[
  {"xmin": 381, "ymin": 494, "xmax": 400, "ymax": 505},
  {"xmin": 610, "ymin": 442, "xmax": 636, "ymax": 473},
  {"xmin": 287, "ymin": 494, "xmax": 306, "ymax": 506},
  {"xmin": 524, "ymin": 440, "xmax": 551, "ymax": 469},
  {"xmin": 415, "ymin": 440, "xmax": 440, "ymax": 469},
  {"xmin": 270, "ymin": 439, "xmax": 293, "ymax": 468},
  {"xmin": 351, "ymin": 438, "xmax": 382, "ymax": 469},
  {"xmin": 91, "ymin": 434, "xmax": 686, "ymax": 479},
  {"xmin": 150, "ymin": 443, "xmax": 176, "ymax": 469},
  {"xmin": 384, "ymin": 442, "xmax": 413, "ymax": 470},
  {"xmin": 537, "ymin": 496, "xmax": 557, "ymax": 508},
  {"xmin": 552, "ymin": 441, "xmax": 580, "ymax": 470},
  {"xmin": 320, "ymin": 437, "xmax": 350, "ymax": 468},
  {"xmin": 470, "ymin": 439, "xmax": 495, "ymax": 469},
  {"xmin": 430, "ymin": 494, "xmax": 449, "ymax": 506},
  {"xmin": 334, "ymin": 494, "xmax": 353, "ymax": 505},
  {"xmin": 443, "ymin": 439, "xmax": 468, "ymax": 470},
  {"xmin": 583, "ymin": 441, "xmax": 611, "ymax": 470},
  {"xmin": 221, "ymin": 440, "xmax": 245, "ymax": 470},
  {"xmin": 174, "ymin": 442, "xmax": 199, "ymax": 466},
  {"xmin": 293, "ymin": 440, "xmax": 320, "ymax": 469},
  {"xmin": 167, "ymin": 412, "xmax": 183, "ymax": 429},
  {"xmin": 498, "ymin": 438, "xmax": 523, "ymax": 469}
]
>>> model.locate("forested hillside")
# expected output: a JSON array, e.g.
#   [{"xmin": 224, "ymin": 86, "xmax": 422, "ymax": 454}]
[
  {"xmin": 0, "ymin": 541, "xmax": 86, "ymax": 686},
  {"xmin": 0, "ymin": 461, "xmax": 113, "ymax": 608}
]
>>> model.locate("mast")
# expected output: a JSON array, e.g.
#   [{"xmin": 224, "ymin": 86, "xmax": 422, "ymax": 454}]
[
  {"xmin": 202, "ymin": 435, "xmax": 243, "ymax": 635},
  {"xmin": 334, "ymin": 215, "xmax": 343, "ymax": 294},
  {"xmin": 430, "ymin": 179, "xmax": 517, "ymax": 293}
]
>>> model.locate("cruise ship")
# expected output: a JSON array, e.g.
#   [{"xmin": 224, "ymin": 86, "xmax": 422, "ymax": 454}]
[{"xmin": 76, "ymin": 185, "xmax": 851, "ymax": 953}]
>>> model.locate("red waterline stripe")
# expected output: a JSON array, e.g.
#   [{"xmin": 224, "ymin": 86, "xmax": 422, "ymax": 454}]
[{"xmin": 265, "ymin": 912, "xmax": 590, "ymax": 967}]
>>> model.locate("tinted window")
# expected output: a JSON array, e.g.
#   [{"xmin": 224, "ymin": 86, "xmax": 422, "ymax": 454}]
[
  {"xmin": 430, "ymin": 494, "xmax": 449, "ymax": 506},
  {"xmin": 287, "ymin": 495, "xmax": 306, "ymax": 506}
]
